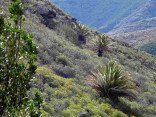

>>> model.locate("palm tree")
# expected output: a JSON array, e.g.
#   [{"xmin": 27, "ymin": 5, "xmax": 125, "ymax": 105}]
[
  {"xmin": 87, "ymin": 61, "xmax": 136, "ymax": 103},
  {"xmin": 75, "ymin": 22, "xmax": 90, "ymax": 44},
  {"xmin": 96, "ymin": 34, "xmax": 112, "ymax": 56}
]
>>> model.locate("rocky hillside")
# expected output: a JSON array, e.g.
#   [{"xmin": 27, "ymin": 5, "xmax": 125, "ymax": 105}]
[{"xmin": 1, "ymin": 0, "xmax": 156, "ymax": 117}]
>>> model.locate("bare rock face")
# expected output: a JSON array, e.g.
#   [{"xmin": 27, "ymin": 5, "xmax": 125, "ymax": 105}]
[
  {"xmin": 36, "ymin": 5, "xmax": 56, "ymax": 19},
  {"xmin": 23, "ymin": 0, "xmax": 77, "ymax": 30}
]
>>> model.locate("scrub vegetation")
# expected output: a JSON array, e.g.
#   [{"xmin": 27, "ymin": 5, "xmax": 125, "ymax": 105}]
[{"xmin": 0, "ymin": 0, "xmax": 156, "ymax": 117}]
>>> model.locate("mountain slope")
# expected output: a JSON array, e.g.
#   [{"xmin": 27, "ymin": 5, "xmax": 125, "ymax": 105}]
[
  {"xmin": 51, "ymin": 0, "xmax": 146, "ymax": 33},
  {"xmin": 110, "ymin": 27, "xmax": 156, "ymax": 48},
  {"xmin": 110, "ymin": 26, "xmax": 156, "ymax": 56},
  {"xmin": 50, "ymin": 0, "xmax": 156, "ymax": 56},
  {"xmin": 51, "ymin": 0, "xmax": 156, "ymax": 34},
  {"xmin": 111, "ymin": 0, "xmax": 156, "ymax": 33},
  {"xmin": 1, "ymin": 0, "xmax": 156, "ymax": 116}
]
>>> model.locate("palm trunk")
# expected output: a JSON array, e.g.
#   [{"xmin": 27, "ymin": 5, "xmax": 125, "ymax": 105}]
[
  {"xmin": 98, "ymin": 48, "xmax": 103, "ymax": 57},
  {"xmin": 78, "ymin": 35, "xmax": 86, "ymax": 44}
]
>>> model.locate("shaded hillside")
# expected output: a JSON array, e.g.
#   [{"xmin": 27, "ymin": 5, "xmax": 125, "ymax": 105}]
[
  {"xmin": 1, "ymin": 0, "xmax": 156, "ymax": 117},
  {"xmin": 140, "ymin": 42, "xmax": 156, "ymax": 55}
]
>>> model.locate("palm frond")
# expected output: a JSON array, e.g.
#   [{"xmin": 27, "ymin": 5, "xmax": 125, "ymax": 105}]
[
  {"xmin": 87, "ymin": 61, "xmax": 137, "ymax": 101},
  {"xmin": 75, "ymin": 22, "xmax": 90, "ymax": 38}
]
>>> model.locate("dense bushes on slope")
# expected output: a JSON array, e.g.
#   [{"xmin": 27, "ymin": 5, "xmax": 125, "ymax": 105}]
[
  {"xmin": 32, "ymin": 66, "xmax": 133, "ymax": 117},
  {"xmin": 25, "ymin": 12, "xmax": 156, "ymax": 115},
  {"xmin": 1, "ymin": 0, "xmax": 156, "ymax": 116},
  {"xmin": 20, "ymin": 0, "xmax": 156, "ymax": 116}
]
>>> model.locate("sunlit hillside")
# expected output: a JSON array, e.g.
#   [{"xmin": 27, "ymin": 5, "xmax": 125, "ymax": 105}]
[{"xmin": 1, "ymin": 0, "xmax": 156, "ymax": 116}]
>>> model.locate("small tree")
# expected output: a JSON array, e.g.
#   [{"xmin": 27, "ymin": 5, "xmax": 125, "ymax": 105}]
[
  {"xmin": 96, "ymin": 34, "xmax": 112, "ymax": 57},
  {"xmin": 87, "ymin": 61, "xmax": 136, "ymax": 103},
  {"xmin": 0, "ymin": 0, "xmax": 42, "ymax": 116},
  {"xmin": 75, "ymin": 22, "xmax": 90, "ymax": 44}
]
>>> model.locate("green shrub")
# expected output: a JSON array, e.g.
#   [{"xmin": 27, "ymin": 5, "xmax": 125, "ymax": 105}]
[
  {"xmin": 43, "ymin": 104, "xmax": 54, "ymax": 116},
  {"xmin": 111, "ymin": 111, "xmax": 128, "ymax": 117},
  {"xmin": 56, "ymin": 54, "xmax": 72, "ymax": 66},
  {"xmin": 53, "ymin": 65, "xmax": 76, "ymax": 78},
  {"xmin": 56, "ymin": 23, "xmax": 79, "ymax": 45}
]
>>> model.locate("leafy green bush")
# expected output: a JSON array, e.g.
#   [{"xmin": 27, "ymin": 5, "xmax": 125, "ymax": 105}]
[
  {"xmin": 53, "ymin": 65, "xmax": 76, "ymax": 78},
  {"xmin": 118, "ymin": 97, "xmax": 142, "ymax": 117},
  {"xmin": 56, "ymin": 23, "xmax": 79, "ymax": 46},
  {"xmin": 0, "ymin": 0, "xmax": 43, "ymax": 116},
  {"xmin": 56, "ymin": 54, "xmax": 72, "ymax": 66},
  {"xmin": 111, "ymin": 111, "xmax": 128, "ymax": 117}
]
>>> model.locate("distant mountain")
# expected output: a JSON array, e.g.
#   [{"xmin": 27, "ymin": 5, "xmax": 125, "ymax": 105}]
[
  {"xmin": 51, "ymin": 0, "xmax": 156, "ymax": 55},
  {"xmin": 111, "ymin": 0, "xmax": 156, "ymax": 33},
  {"xmin": 110, "ymin": 27, "xmax": 156, "ymax": 48},
  {"xmin": 51, "ymin": 0, "xmax": 147, "ymax": 33},
  {"xmin": 51, "ymin": 0, "xmax": 156, "ymax": 33},
  {"xmin": 110, "ymin": 27, "xmax": 156, "ymax": 56},
  {"xmin": 110, "ymin": 17, "xmax": 156, "ymax": 34}
]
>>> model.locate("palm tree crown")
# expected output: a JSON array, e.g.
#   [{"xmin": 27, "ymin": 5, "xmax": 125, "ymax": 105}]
[
  {"xmin": 87, "ymin": 61, "xmax": 136, "ymax": 102},
  {"xmin": 75, "ymin": 22, "xmax": 90, "ymax": 44},
  {"xmin": 97, "ymin": 34, "xmax": 110, "ymax": 48},
  {"xmin": 96, "ymin": 34, "xmax": 112, "ymax": 56}
]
